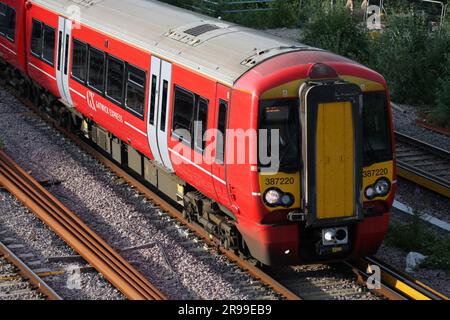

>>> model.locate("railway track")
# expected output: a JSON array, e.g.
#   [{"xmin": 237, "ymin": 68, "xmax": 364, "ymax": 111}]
[
  {"xmin": 395, "ymin": 132, "xmax": 450, "ymax": 198},
  {"xmin": 0, "ymin": 240, "xmax": 61, "ymax": 300},
  {"xmin": 0, "ymin": 150, "xmax": 165, "ymax": 300},
  {"xmin": 1, "ymin": 85, "xmax": 448, "ymax": 300}
]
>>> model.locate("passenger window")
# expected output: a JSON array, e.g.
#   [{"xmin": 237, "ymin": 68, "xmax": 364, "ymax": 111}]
[
  {"xmin": 125, "ymin": 65, "xmax": 146, "ymax": 118},
  {"xmin": 42, "ymin": 25, "xmax": 55, "ymax": 65},
  {"xmin": 195, "ymin": 98, "xmax": 208, "ymax": 152},
  {"xmin": 71, "ymin": 39, "xmax": 87, "ymax": 82},
  {"xmin": 106, "ymin": 55, "xmax": 125, "ymax": 104},
  {"xmin": 160, "ymin": 80, "xmax": 168, "ymax": 132},
  {"xmin": 88, "ymin": 47, "xmax": 105, "ymax": 93},
  {"xmin": 31, "ymin": 19, "xmax": 43, "ymax": 57},
  {"xmin": 0, "ymin": 4, "xmax": 6, "ymax": 37},
  {"xmin": 216, "ymin": 100, "xmax": 228, "ymax": 164},
  {"xmin": 149, "ymin": 75, "xmax": 157, "ymax": 125},
  {"xmin": 172, "ymin": 87, "xmax": 195, "ymax": 145},
  {"xmin": 4, "ymin": 6, "xmax": 15, "ymax": 42}
]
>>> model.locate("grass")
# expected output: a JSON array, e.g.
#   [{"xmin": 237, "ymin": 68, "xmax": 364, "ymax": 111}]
[{"xmin": 385, "ymin": 211, "xmax": 450, "ymax": 272}]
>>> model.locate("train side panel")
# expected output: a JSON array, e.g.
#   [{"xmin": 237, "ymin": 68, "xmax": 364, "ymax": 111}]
[
  {"xmin": 0, "ymin": 0, "xmax": 27, "ymax": 74},
  {"xmin": 68, "ymin": 21, "xmax": 151, "ymax": 157},
  {"xmin": 26, "ymin": 3, "xmax": 59, "ymax": 96}
]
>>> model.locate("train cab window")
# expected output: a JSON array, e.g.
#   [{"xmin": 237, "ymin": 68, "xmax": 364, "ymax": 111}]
[
  {"xmin": 71, "ymin": 39, "xmax": 87, "ymax": 82},
  {"xmin": 106, "ymin": 55, "xmax": 125, "ymax": 104},
  {"xmin": 259, "ymin": 99, "xmax": 300, "ymax": 173},
  {"xmin": 125, "ymin": 65, "xmax": 146, "ymax": 118},
  {"xmin": 31, "ymin": 19, "xmax": 43, "ymax": 57},
  {"xmin": 362, "ymin": 92, "xmax": 392, "ymax": 165},
  {"xmin": 42, "ymin": 25, "xmax": 55, "ymax": 65},
  {"xmin": 88, "ymin": 47, "xmax": 105, "ymax": 93},
  {"xmin": 172, "ymin": 87, "xmax": 195, "ymax": 146},
  {"xmin": 195, "ymin": 98, "xmax": 208, "ymax": 153},
  {"xmin": 216, "ymin": 100, "xmax": 228, "ymax": 164}
]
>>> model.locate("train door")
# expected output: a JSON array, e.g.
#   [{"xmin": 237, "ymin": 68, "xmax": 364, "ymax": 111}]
[
  {"xmin": 300, "ymin": 82, "xmax": 363, "ymax": 226},
  {"xmin": 211, "ymin": 84, "xmax": 232, "ymax": 206},
  {"xmin": 147, "ymin": 56, "xmax": 173, "ymax": 171},
  {"xmin": 56, "ymin": 16, "xmax": 73, "ymax": 106}
]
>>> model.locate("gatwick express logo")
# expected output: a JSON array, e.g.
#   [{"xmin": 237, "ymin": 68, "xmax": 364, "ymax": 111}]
[{"xmin": 86, "ymin": 91, "xmax": 97, "ymax": 112}]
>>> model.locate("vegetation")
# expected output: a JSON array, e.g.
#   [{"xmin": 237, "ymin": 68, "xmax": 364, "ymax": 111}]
[{"xmin": 385, "ymin": 212, "xmax": 450, "ymax": 272}]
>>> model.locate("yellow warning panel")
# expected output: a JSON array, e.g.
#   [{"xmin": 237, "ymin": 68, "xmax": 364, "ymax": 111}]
[{"xmin": 316, "ymin": 102, "xmax": 355, "ymax": 220}]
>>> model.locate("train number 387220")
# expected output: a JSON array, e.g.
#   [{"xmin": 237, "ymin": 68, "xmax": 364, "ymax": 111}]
[
  {"xmin": 265, "ymin": 177, "xmax": 295, "ymax": 186},
  {"xmin": 363, "ymin": 168, "xmax": 388, "ymax": 178}
]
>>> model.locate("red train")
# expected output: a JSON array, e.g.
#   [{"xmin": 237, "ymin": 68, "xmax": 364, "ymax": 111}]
[{"xmin": 0, "ymin": 0, "xmax": 396, "ymax": 265}]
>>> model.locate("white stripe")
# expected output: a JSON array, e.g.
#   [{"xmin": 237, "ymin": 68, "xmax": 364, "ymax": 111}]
[
  {"xmin": 252, "ymin": 192, "xmax": 261, "ymax": 197},
  {"xmin": 69, "ymin": 88, "xmax": 85, "ymax": 99},
  {"xmin": 28, "ymin": 62, "xmax": 56, "ymax": 80},
  {"xmin": 0, "ymin": 43, "xmax": 16, "ymax": 55},
  {"xmin": 393, "ymin": 200, "xmax": 450, "ymax": 233},
  {"xmin": 125, "ymin": 121, "xmax": 147, "ymax": 137},
  {"xmin": 169, "ymin": 148, "xmax": 226, "ymax": 185}
]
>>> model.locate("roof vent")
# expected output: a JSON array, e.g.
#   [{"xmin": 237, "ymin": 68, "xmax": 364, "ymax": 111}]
[
  {"xmin": 184, "ymin": 24, "xmax": 220, "ymax": 37},
  {"xmin": 166, "ymin": 21, "xmax": 236, "ymax": 47}
]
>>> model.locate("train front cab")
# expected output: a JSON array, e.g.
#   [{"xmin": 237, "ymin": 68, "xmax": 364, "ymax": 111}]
[{"xmin": 236, "ymin": 62, "xmax": 396, "ymax": 266}]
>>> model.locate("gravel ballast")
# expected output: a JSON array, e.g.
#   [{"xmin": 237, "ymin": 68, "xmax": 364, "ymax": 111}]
[{"xmin": 0, "ymin": 88, "xmax": 276, "ymax": 300}]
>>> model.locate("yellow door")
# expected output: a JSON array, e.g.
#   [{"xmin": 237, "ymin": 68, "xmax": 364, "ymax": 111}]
[{"xmin": 316, "ymin": 102, "xmax": 355, "ymax": 220}]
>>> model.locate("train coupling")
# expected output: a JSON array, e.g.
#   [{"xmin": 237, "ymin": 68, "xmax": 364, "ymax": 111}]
[{"xmin": 287, "ymin": 211, "xmax": 307, "ymax": 222}]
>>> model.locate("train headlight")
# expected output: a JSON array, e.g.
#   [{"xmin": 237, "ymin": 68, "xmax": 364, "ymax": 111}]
[
  {"xmin": 264, "ymin": 188, "xmax": 282, "ymax": 206},
  {"xmin": 375, "ymin": 178, "xmax": 391, "ymax": 197}
]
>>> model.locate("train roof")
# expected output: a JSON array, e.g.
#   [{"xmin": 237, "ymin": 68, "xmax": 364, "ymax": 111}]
[{"xmin": 31, "ymin": 0, "xmax": 314, "ymax": 86}]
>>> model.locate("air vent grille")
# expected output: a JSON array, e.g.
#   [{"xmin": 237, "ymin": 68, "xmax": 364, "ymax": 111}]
[{"xmin": 184, "ymin": 24, "xmax": 220, "ymax": 36}]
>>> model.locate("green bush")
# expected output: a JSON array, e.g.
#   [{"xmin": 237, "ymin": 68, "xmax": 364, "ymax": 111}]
[
  {"xmin": 210, "ymin": 0, "xmax": 300, "ymax": 29},
  {"xmin": 368, "ymin": 13, "xmax": 450, "ymax": 105},
  {"xmin": 300, "ymin": 5, "xmax": 370, "ymax": 63},
  {"xmin": 386, "ymin": 215, "xmax": 450, "ymax": 271},
  {"xmin": 432, "ymin": 56, "xmax": 450, "ymax": 127}
]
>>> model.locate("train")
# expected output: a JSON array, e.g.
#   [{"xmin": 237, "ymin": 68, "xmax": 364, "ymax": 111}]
[{"xmin": 0, "ymin": 0, "xmax": 396, "ymax": 265}]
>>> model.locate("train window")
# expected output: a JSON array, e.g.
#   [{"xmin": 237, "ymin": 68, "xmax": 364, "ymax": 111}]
[
  {"xmin": 195, "ymin": 98, "xmax": 208, "ymax": 153},
  {"xmin": 106, "ymin": 55, "xmax": 125, "ymax": 104},
  {"xmin": 172, "ymin": 87, "xmax": 195, "ymax": 146},
  {"xmin": 71, "ymin": 39, "xmax": 87, "ymax": 82},
  {"xmin": 0, "ymin": 4, "xmax": 6, "ymax": 37},
  {"xmin": 362, "ymin": 92, "xmax": 392, "ymax": 165},
  {"xmin": 149, "ymin": 75, "xmax": 157, "ymax": 125},
  {"xmin": 259, "ymin": 99, "xmax": 300, "ymax": 173},
  {"xmin": 42, "ymin": 25, "xmax": 55, "ymax": 65},
  {"xmin": 216, "ymin": 100, "xmax": 228, "ymax": 164},
  {"xmin": 125, "ymin": 65, "xmax": 146, "ymax": 118},
  {"xmin": 30, "ymin": 19, "xmax": 43, "ymax": 58},
  {"xmin": 160, "ymin": 80, "xmax": 168, "ymax": 132},
  {"xmin": 3, "ymin": 6, "xmax": 15, "ymax": 42},
  {"xmin": 88, "ymin": 47, "xmax": 105, "ymax": 93}
]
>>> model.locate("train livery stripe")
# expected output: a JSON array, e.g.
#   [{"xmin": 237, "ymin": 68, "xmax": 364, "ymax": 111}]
[
  {"xmin": 28, "ymin": 63, "xmax": 56, "ymax": 80},
  {"xmin": 168, "ymin": 148, "xmax": 226, "ymax": 185},
  {"xmin": 124, "ymin": 121, "xmax": 147, "ymax": 137},
  {"xmin": 0, "ymin": 43, "xmax": 17, "ymax": 56},
  {"xmin": 69, "ymin": 88, "xmax": 86, "ymax": 99}
]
